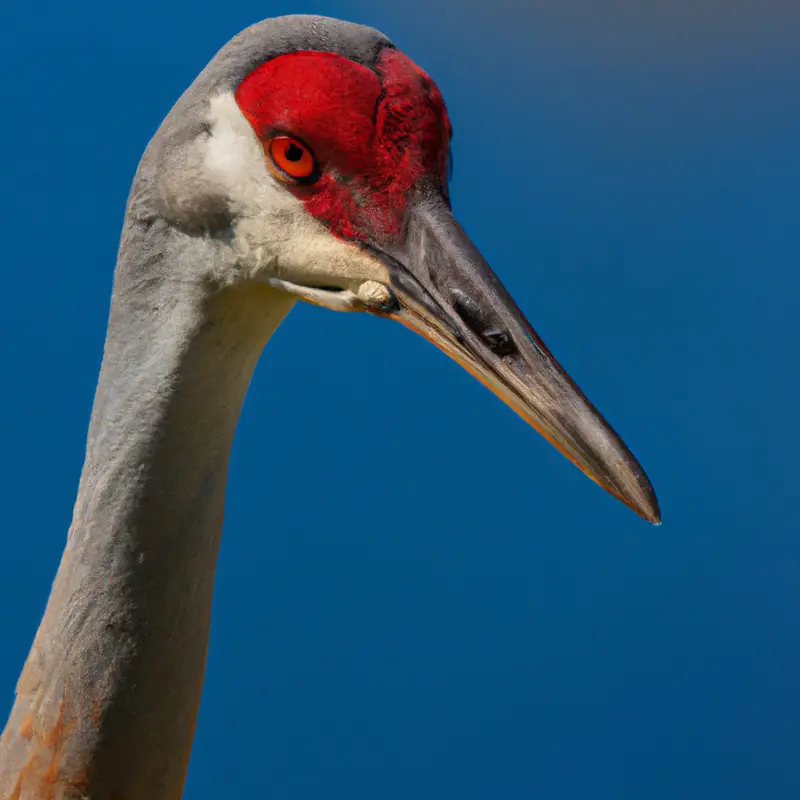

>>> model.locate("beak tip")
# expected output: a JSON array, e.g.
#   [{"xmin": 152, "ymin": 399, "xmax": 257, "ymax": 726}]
[
  {"xmin": 631, "ymin": 484, "xmax": 662, "ymax": 526},
  {"xmin": 644, "ymin": 506, "xmax": 663, "ymax": 526}
]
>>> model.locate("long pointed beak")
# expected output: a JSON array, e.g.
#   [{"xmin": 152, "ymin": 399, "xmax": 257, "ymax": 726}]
[{"xmin": 374, "ymin": 195, "xmax": 661, "ymax": 524}]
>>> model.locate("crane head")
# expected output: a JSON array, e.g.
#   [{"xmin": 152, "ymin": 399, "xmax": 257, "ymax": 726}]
[{"xmin": 145, "ymin": 15, "xmax": 660, "ymax": 524}]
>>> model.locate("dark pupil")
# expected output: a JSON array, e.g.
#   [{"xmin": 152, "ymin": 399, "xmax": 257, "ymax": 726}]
[{"xmin": 285, "ymin": 142, "xmax": 304, "ymax": 162}]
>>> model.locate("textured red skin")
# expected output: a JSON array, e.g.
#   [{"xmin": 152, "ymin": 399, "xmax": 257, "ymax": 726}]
[{"xmin": 234, "ymin": 49, "xmax": 452, "ymax": 242}]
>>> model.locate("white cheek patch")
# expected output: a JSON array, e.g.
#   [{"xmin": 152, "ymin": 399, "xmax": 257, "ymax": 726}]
[
  {"xmin": 204, "ymin": 93, "xmax": 287, "ymax": 217},
  {"xmin": 203, "ymin": 93, "xmax": 390, "ymax": 291}
]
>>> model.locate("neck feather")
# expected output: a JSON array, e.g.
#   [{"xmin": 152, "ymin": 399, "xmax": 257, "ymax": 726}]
[{"xmin": 0, "ymin": 271, "xmax": 294, "ymax": 799}]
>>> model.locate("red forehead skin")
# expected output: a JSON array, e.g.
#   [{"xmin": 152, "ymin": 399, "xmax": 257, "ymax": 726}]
[{"xmin": 234, "ymin": 49, "xmax": 452, "ymax": 242}]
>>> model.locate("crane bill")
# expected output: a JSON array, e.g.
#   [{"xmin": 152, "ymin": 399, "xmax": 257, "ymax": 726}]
[{"xmin": 371, "ymin": 196, "xmax": 661, "ymax": 524}]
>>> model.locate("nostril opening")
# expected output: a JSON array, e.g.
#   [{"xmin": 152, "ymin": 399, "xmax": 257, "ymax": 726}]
[
  {"xmin": 482, "ymin": 329, "xmax": 517, "ymax": 357},
  {"xmin": 452, "ymin": 293, "xmax": 517, "ymax": 357}
]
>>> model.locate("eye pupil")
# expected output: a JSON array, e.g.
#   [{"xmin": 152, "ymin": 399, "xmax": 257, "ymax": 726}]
[
  {"xmin": 268, "ymin": 136, "xmax": 318, "ymax": 183},
  {"xmin": 285, "ymin": 142, "xmax": 304, "ymax": 162}
]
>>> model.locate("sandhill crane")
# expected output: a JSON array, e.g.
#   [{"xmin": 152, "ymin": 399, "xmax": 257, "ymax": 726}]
[{"xmin": 0, "ymin": 15, "xmax": 659, "ymax": 800}]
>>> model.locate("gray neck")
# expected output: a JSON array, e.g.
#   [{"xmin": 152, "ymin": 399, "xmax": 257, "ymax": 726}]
[{"xmin": 0, "ymin": 267, "xmax": 294, "ymax": 798}]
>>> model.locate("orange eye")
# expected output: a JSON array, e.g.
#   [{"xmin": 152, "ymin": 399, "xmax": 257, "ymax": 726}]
[{"xmin": 268, "ymin": 136, "xmax": 318, "ymax": 183}]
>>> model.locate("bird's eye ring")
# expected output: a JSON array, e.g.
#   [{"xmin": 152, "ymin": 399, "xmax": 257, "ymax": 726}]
[{"xmin": 268, "ymin": 136, "xmax": 319, "ymax": 183}]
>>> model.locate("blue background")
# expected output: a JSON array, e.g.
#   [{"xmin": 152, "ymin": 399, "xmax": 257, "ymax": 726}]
[{"xmin": 2, "ymin": 1, "xmax": 798, "ymax": 797}]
